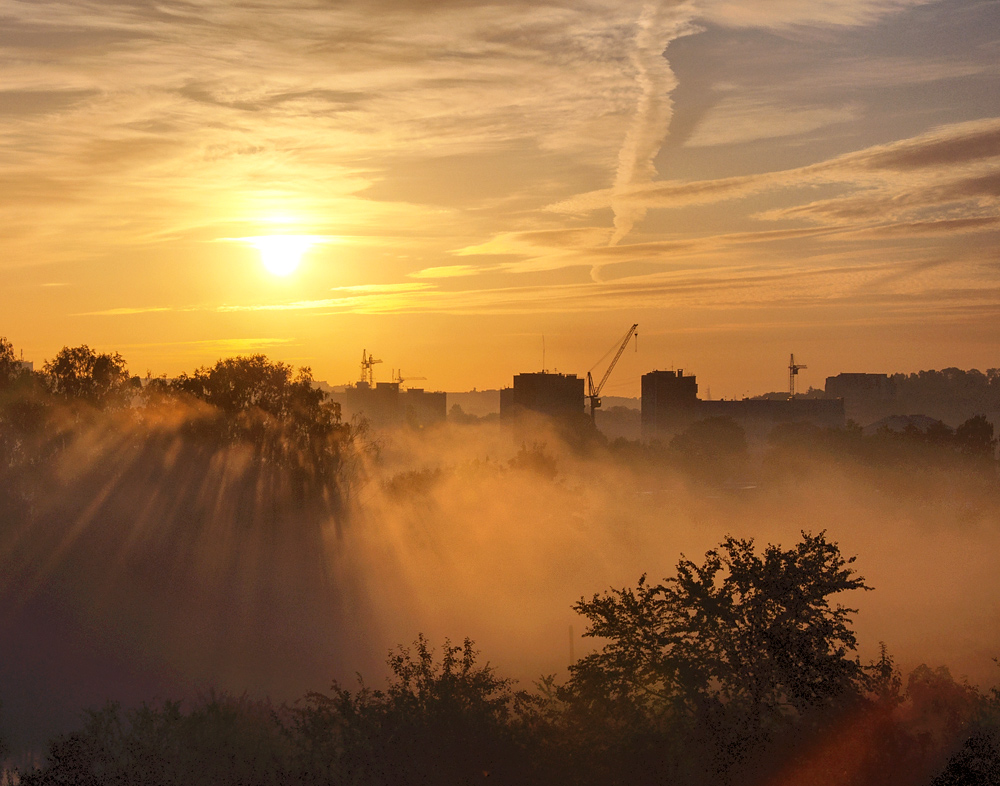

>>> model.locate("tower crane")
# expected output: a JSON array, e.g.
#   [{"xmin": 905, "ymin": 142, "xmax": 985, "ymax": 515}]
[
  {"xmin": 587, "ymin": 323, "xmax": 638, "ymax": 423},
  {"xmin": 788, "ymin": 353, "xmax": 807, "ymax": 399},
  {"xmin": 393, "ymin": 369, "xmax": 427, "ymax": 388},
  {"xmin": 360, "ymin": 349, "xmax": 382, "ymax": 387}
]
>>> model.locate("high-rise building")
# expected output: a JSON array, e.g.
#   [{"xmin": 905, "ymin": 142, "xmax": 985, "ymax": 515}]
[{"xmin": 500, "ymin": 372, "xmax": 584, "ymax": 419}]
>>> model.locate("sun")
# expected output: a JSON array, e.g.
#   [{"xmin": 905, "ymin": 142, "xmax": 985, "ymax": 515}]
[{"xmin": 252, "ymin": 235, "xmax": 313, "ymax": 276}]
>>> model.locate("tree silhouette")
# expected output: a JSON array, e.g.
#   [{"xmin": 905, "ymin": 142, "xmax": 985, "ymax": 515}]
[
  {"xmin": 0, "ymin": 337, "xmax": 22, "ymax": 389},
  {"xmin": 564, "ymin": 532, "xmax": 872, "ymax": 783},
  {"xmin": 172, "ymin": 355, "xmax": 340, "ymax": 437},
  {"xmin": 18, "ymin": 696, "xmax": 292, "ymax": 786},
  {"xmin": 290, "ymin": 636, "xmax": 537, "ymax": 785},
  {"xmin": 573, "ymin": 531, "xmax": 870, "ymax": 716},
  {"xmin": 669, "ymin": 415, "xmax": 748, "ymax": 480},
  {"xmin": 954, "ymin": 415, "xmax": 997, "ymax": 460},
  {"xmin": 42, "ymin": 345, "xmax": 134, "ymax": 408}
]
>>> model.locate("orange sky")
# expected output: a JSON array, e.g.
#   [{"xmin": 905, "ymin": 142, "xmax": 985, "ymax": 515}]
[{"xmin": 2, "ymin": 0, "xmax": 999, "ymax": 397}]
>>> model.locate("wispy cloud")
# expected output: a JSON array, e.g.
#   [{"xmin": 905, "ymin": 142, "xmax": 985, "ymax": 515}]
[
  {"xmin": 700, "ymin": 0, "xmax": 933, "ymax": 29},
  {"xmin": 2, "ymin": 0, "xmax": 998, "ymax": 385},
  {"xmin": 684, "ymin": 99, "xmax": 859, "ymax": 147},
  {"xmin": 409, "ymin": 265, "xmax": 483, "ymax": 279},
  {"xmin": 609, "ymin": 4, "xmax": 695, "ymax": 245},
  {"xmin": 551, "ymin": 118, "xmax": 1000, "ymax": 236},
  {"xmin": 75, "ymin": 306, "xmax": 174, "ymax": 317},
  {"xmin": 117, "ymin": 337, "xmax": 295, "ymax": 351}
]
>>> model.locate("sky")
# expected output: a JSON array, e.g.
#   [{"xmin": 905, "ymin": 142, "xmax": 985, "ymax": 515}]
[{"xmin": 1, "ymin": 0, "xmax": 998, "ymax": 397}]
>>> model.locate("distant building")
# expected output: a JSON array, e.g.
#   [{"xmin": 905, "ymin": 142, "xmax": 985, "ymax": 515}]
[
  {"xmin": 641, "ymin": 370, "xmax": 699, "ymax": 436},
  {"xmin": 824, "ymin": 373, "xmax": 897, "ymax": 425},
  {"xmin": 641, "ymin": 369, "xmax": 845, "ymax": 441},
  {"xmin": 500, "ymin": 372, "xmax": 584, "ymax": 419},
  {"xmin": 825, "ymin": 373, "xmax": 895, "ymax": 400},
  {"xmin": 862, "ymin": 414, "xmax": 944, "ymax": 436},
  {"xmin": 329, "ymin": 381, "xmax": 447, "ymax": 428},
  {"xmin": 18, "ymin": 360, "xmax": 32, "ymax": 372},
  {"xmin": 400, "ymin": 387, "xmax": 448, "ymax": 426}
]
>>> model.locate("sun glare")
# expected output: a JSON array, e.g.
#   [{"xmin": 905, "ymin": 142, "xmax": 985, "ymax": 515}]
[{"xmin": 252, "ymin": 235, "xmax": 314, "ymax": 276}]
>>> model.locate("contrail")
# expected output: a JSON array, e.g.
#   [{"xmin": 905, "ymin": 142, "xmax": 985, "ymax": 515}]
[{"xmin": 609, "ymin": 3, "xmax": 692, "ymax": 247}]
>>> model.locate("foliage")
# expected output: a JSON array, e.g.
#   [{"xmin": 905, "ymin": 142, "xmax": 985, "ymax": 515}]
[
  {"xmin": 669, "ymin": 416, "xmax": 748, "ymax": 481},
  {"xmin": 934, "ymin": 661, "xmax": 1000, "ymax": 785},
  {"xmin": 167, "ymin": 355, "xmax": 353, "ymax": 478},
  {"xmin": 563, "ymin": 531, "xmax": 871, "ymax": 784},
  {"xmin": 288, "ymin": 636, "xmax": 539, "ymax": 785},
  {"xmin": 955, "ymin": 414, "xmax": 997, "ymax": 459},
  {"xmin": 508, "ymin": 442, "xmax": 558, "ymax": 479},
  {"xmin": 172, "ymin": 355, "xmax": 341, "ymax": 436},
  {"xmin": 10, "ymin": 601, "xmax": 1000, "ymax": 786},
  {"xmin": 0, "ymin": 338, "xmax": 23, "ymax": 389},
  {"xmin": 763, "ymin": 415, "xmax": 999, "ymax": 495},
  {"xmin": 19, "ymin": 695, "xmax": 292, "ymax": 786},
  {"xmin": 42, "ymin": 345, "xmax": 135, "ymax": 408}
]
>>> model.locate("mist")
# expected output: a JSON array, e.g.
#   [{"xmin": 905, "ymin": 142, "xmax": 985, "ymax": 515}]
[
  {"xmin": 2, "ymin": 400, "xmax": 999, "ymax": 755},
  {"xmin": 348, "ymin": 416, "xmax": 1000, "ymax": 684}
]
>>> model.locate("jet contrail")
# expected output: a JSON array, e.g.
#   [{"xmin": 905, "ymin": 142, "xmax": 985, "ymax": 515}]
[{"xmin": 609, "ymin": 3, "xmax": 693, "ymax": 247}]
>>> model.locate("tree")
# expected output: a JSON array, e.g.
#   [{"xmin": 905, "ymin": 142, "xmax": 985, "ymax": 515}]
[
  {"xmin": 0, "ymin": 337, "xmax": 22, "ymax": 389},
  {"xmin": 172, "ymin": 355, "xmax": 338, "ymax": 434},
  {"xmin": 170, "ymin": 355, "xmax": 350, "ymax": 472},
  {"xmin": 569, "ymin": 531, "xmax": 871, "ymax": 730},
  {"xmin": 669, "ymin": 416, "xmax": 748, "ymax": 480},
  {"xmin": 290, "ymin": 636, "xmax": 538, "ymax": 784},
  {"xmin": 18, "ymin": 695, "xmax": 292, "ymax": 786},
  {"xmin": 42, "ymin": 345, "xmax": 134, "ymax": 408},
  {"xmin": 955, "ymin": 415, "xmax": 996, "ymax": 460}
]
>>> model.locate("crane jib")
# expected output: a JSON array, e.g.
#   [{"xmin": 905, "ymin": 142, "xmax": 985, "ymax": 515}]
[{"xmin": 587, "ymin": 323, "xmax": 638, "ymax": 420}]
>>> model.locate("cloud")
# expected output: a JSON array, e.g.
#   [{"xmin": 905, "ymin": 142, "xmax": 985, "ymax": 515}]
[
  {"xmin": 2, "ymin": 0, "xmax": 996, "ymax": 354},
  {"xmin": 608, "ymin": 3, "xmax": 695, "ymax": 245},
  {"xmin": 853, "ymin": 119, "xmax": 1000, "ymax": 170},
  {"xmin": 843, "ymin": 216, "xmax": 1000, "ymax": 238},
  {"xmin": 117, "ymin": 337, "xmax": 296, "ymax": 352},
  {"xmin": 215, "ymin": 282, "xmax": 436, "ymax": 313},
  {"xmin": 700, "ymin": 0, "xmax": 932, "ymax": 29},
  {"xmin": 455, "ymin": 227, "xmax": 614, "ymax": 256},
  {"xmin": 0, "ymin": 0, "xmax": 699, "ymax": 270},
  {"xmin": 684, "ymin": 99, "xmax": 859, "ymax": 147},
  {"xmin": 551, "ymin": 118, "xmax": 1000, "ymax": 239},
  {"xmin": 75, "ymin": 306, "xmax": 173, "ymax": 316},
  {"xmin": 331, "ymin": 283, "xmax": 434, "ymax": 294},
  {"xmin": 409, "ymin": 265, "xmax": 482, "ymax": 279}
]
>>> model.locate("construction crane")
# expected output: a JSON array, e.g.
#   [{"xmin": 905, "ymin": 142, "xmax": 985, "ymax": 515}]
[
  {"xmin": 587, "ymin": 323, "xmax": 638, "ymax": 423},
  {"xmin": 788, "ymin": 353, "xmax": 807, "ymax": 399},
  {"xmin": 359, "ymin": 349, "xmax": 382, "ymax": 387},
  {"xmin": 392, "ymin": 369, "xmax": 427, "ymax": 388}
]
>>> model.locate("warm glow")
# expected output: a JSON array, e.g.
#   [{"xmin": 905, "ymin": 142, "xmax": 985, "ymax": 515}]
[{"xmin": 252, "ymin": 235, "xmax": 314, "ymax": 276}]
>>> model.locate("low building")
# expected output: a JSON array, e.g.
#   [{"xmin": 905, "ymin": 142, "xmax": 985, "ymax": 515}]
[
  {"xmin": 824, "ymin": 372, "xmax": 897, "ymax": 424},
  {"xmin": 641, "ymin": 369, "xmax": 845, "ymax": 441},
  {"xmin": 500, "ymin": 372, "xmax": 584, "ymax": 419},
  {"xmin": 825, "ymin": 373, "xmax": 895, "ymax": 400},
  {"xmin": 330, "ymin": 381, "xmax": 447, "ymax": 428}
]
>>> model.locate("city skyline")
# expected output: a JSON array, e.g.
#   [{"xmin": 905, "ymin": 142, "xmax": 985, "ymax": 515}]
[{"xmin": 2, "ymin": 0, "xmax": 999, "ymax": 398}]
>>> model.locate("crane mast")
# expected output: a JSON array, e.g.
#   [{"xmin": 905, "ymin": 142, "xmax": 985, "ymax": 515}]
[
  {"xmin": 587, "ymin": 323, "xmax": 638, "ymax": 423},
  {"xmin": 788, "ymin": 353, "xmax": 807, "ymax": 399},
  {"xmin": 360, "ymin": 349, "xmax": 382, "ymax": 388}
]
